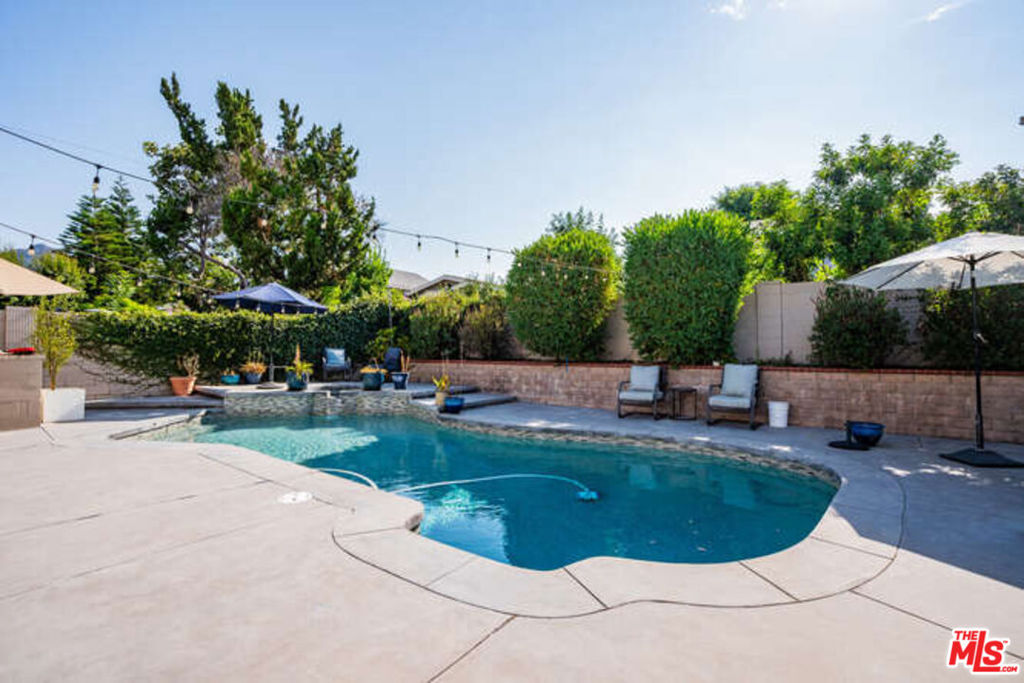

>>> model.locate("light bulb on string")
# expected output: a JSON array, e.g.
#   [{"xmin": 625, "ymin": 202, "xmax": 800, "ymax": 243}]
[
  {"xmin": 185, "ymin": 199, "xmax": 194, "ymax": 215},
  {"xmin": 258, "ymin": 215, "xmax": 268, "ymax": 228},
  {"xmin": 320, "ymin": 210, "xmax": 327, "ymax": 230},
  {"xmin": 486, "ymin": 248, "xmax": 491, "ymax": 264},
  {"xmin": 416, "ymin": 235, "xmax": 422, "ymax": 251},
  {"xmin": 91, "ymin": 165, "xmax": 101, "ymax": 196},
  {"xmin": 88, "ymin": 261, "xmax": 96, "ymax": 275},
  {"xmin": 135, "ymin": 276, "xmax": 142, "ymax": 287},
  {"xmin": 454, "ymin": 242, "xmax": 459, "ymax": 258},
  {"xmin": 27, "ymin": 236, "xmax": 35, "ymax": 257}
]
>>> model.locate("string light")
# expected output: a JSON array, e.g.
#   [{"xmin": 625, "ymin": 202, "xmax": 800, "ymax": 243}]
[
  {"xmin": 27, "ymin": 236, "xmax": 35, "ymax": 257},
  {"xmin": 454, "ymin": 242, "xmax": 459, "ymax": 258},
  {"xmin": 135, "ymin": 276, "xmax": 142, "ymax": 287},
  {"xmin": 88, "ymin": 261, "xmax": 96, "ymax": 274},
  {"xmin": 185, "ymin": 199, "xmax": 194, "ymax": 215},
  {"xmin": 0, "ymin": 126, "xmax": 618, "ymax": 277},
  {"xmin": 258, "ymin": 215, "xmax": 268, "ymax": 228},
  {"xmin": 486, "ymin": 248, "xmax": 491, "ymax": 263}
]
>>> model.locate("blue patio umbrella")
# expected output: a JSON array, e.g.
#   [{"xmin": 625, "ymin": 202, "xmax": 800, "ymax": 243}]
[{"xmin": 212, "ymin": 282, "xmax": 327, "ymax": 315}]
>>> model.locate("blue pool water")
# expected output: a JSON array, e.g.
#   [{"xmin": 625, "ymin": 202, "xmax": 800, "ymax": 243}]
[{"xmin": 155, "ymin": 414, "xmax": 836, "ymax": 570}]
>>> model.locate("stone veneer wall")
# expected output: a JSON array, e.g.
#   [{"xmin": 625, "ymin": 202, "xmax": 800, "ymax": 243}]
[
  {"xmin": 224, "ymin": 389, "xmax": 429, "ymax": 418},
  {"xmin": 410, "ymin": 360, "xmax": 1024, "ymax": 444}
]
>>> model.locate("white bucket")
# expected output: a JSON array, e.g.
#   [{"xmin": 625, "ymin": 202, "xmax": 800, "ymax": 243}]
[{"xmin": 768, "ymin": 401, "xmax": 789, "ymax": 429}]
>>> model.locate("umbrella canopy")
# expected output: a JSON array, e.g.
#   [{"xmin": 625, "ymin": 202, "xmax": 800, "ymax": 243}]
[
  {"xmin": 841, "ymin": 231, "xmax": 1024, "ymax": 468},
  {"xmin": 0, "ymin": 258, "xmax": 78, "ymax": 296},
  {"xmin": 212, "ymin": 282, "xmax": 327, "ymax": 314},
  {"xmin": 841, "ymin": 231, "xmax": 1024, "ymax": 291}
]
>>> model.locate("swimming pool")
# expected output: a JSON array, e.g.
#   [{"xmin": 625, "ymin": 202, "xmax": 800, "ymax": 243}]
[{"xmin": 154, "ymin": 414, "xmax": 836, "ymax": 570}]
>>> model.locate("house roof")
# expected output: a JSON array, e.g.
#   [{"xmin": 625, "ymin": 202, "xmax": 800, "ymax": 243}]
[
  {"xmin": 407, "ymin": 274, "xmax": 472, "ymax": 296},
  {"xmin": 387, "ymin": 269, "xmax": 429, "ymax": 293}
]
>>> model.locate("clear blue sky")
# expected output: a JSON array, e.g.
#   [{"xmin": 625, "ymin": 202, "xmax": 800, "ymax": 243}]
[{"xmin": 1, "ymin": 0, "xmax": 1021, "ymax": 280}]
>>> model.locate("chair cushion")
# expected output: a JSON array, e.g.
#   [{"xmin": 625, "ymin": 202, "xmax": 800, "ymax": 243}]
[
  {"xmin": 721, "ymin": 364, "xmax": 758, "ymax": 398},
  {"xmin": 709, "ymin": 394, "xmax": 752, "ymax": 410},
  {"xmin": 324, "ymin": 348, "xmax": 347, "ymax": 366},
  {"xmin": 619, "ymin": 389, "xmax": 664, "ymax": 403},
  {"xmin": 629, "ymin": 365, "xmax": 660, "ymax": 392}
]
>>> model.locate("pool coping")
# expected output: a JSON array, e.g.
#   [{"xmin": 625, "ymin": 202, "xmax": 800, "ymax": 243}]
[{"xmin": 117, "ymin": 409, "xmax": 906, "ymax": 619}]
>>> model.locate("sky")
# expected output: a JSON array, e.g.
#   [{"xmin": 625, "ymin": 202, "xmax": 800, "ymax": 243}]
[{"xmin": 1, "ymin": 0, "xmax": 1022, "ymax": 281}]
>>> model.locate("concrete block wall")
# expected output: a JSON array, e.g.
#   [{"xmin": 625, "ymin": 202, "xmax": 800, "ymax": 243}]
[{"xmin": 411, "ymin": 360, "xmax": 1024, "ymax": 444}]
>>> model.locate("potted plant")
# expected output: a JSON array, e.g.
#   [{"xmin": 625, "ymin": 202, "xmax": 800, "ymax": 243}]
[
  {"xmin": 391, "ymin": 352, "xmax": 412, "ymax": 390},
  {"xmin": 221, "ymin": 368, "xmax": 240, "ymax": 385},
  {"xmin": 360, "ymin": 364, "xmax": 385, "ymax": 390},
  {"xmin": 170, "ymin": 353, "xmax": 200, "ymax": 396},
  {"xmin": 432, "ymin": 374, "xmax": 450, "ymax": 407},
  {"xmin": 286, "ymin": 344, "xmax": 312, "ymax": 391},
  {"xmin": 33, "ymin": 299, "xmax": 83, "ymax": 422},
  {"xmin": 241, "ymin": 354, "xmax": 266, "ymax": 384}
]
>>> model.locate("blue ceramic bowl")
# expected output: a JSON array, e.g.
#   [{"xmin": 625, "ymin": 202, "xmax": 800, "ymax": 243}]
[
  {"xmin": 443, "ymin": 396, "xmax": 465, "ymax": 414},
  {"xmin": 848, "ymin": 421, "xmax": 885, "ymax": 447},
  {"xmin": 221, "ymin": 374, "xmax": 240, "ymax": 385}
]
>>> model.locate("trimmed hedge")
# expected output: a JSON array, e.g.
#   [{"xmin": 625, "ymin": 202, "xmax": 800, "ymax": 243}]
[
  {"xmin": 920, "ymin": 285, "xmax": 1024, "ymax": 370},
  {"xmin": 809, "ymin": 284, "xmax": 906, "ymax": 368},
  {"xmin": 75, "ymin": 293, "xmax": 406, "ymax": 380},
  {"xmin": 623, "ymin": 211, "xmax": 757, "ymax": 364},
  {"xmin": 505, "ymin": 229, "xmax": 621, "ymax": 360}
]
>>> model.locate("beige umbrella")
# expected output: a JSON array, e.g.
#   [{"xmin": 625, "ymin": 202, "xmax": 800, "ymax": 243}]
[{"xmin": 0, "ymin": 258, "xmax": 78, "ymax": 296}]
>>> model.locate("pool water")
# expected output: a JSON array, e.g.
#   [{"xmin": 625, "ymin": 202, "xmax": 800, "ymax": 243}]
[{"xmin": 155, "ymin": 414, "xmax": 836, "ymax": 570}]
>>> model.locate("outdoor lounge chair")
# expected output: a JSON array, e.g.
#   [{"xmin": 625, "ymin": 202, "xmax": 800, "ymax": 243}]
[
  {"xmin": 321, "ymin": 347, "xmax": 352, "ymax": 381},
  {"xmin": 382, "ymin": 347, "xmax": 402, "ymax": 374},
  {"xmin": 617, "ymin": 365, "xmax": 665, "ymax": 419},
  {"xmin": 706, "ymin": 363, "xmax": 760, "ymax": 430}
]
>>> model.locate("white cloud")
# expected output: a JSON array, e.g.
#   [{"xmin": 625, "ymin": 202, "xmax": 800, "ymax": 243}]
[
  {"xmin": 922, "ymin": 1, "xmax": 972, "ymax": 22},
  {"xmin": 711, "ymin": 0, "xmax": 748, "ymax": 20}
]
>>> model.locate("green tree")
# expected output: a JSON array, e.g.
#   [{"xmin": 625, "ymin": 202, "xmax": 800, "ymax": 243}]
[
  {"xmin": 936, "ymin": 165, "xmax": 1024, "ymax": 238},
  {"xmin": 623, "ymin": 211, "xmax": 757, "ymax": 364},
  {"xmin": 33, "ymin": 298, "xmax": 77, "ymax": 390},
  {"xmin": 144, "ymin": 74, "xmax": 386, "ymax": 302},
  {"xmin": 547, "ymin": 207, "xmax": 618, "ymax": 246},
  {"xmin": 809, "ymin": 285, "xmax": 906, "ymax": 368},
  {"xmin": 807, "ymin": 134, "xmax": 958, "ymax": 277},
  {"xmin": 506, "ymin": 228, "xmax": 620, "ymax": 360},
  {"xmin": 712, "ymin": 184, "xmax": 762, "ymax": 221},
  {"xmin": 60, "ymin": 178, "xmax": 144, "ymax": 300}
]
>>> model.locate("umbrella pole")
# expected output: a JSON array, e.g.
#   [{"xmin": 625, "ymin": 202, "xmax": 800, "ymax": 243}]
[
  {"xmin": 941, "ymin": 258, "xmax": 1021, "ymax": 467},
  {"xmin": 970, "ymin": 262, "xmax": 984, "ymax": 451}
]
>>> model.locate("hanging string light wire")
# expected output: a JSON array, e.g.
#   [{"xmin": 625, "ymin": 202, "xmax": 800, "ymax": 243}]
[
  {"xmin": 0, "ymin": 220, "xmax": 218, "ymax": 294},
  {"xmin": 0, "ymin": 124, "xmax": 617, "ymax": 276}
]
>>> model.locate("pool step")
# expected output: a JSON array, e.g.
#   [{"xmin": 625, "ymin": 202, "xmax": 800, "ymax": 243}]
[
  {"xmin": 407, "ymin": 384, "xmax": 479, "ymax": 399},
  {"xmin": 415, "ymin": 392, "xmax": 517, "ymax": 411},
  {"xmin": 86, "ymin": 395, "xmax": 224, "ymax": 410}
]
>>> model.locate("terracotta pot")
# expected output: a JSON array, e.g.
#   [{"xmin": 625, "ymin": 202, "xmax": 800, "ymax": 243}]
[
  {"xmin": 169, "ymin": 376, "xmax": 196, "ymax": 396},
  {"xmin": 434, "ymin": 391, "xmax": 448, "ymax": 406}
]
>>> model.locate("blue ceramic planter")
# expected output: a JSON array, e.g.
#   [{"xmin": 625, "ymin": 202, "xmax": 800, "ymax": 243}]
[
  {"xmin": 244, "ymin": 372, "xmax": 263, "ymax": 384},
  {"xmin": 362, "ymin": 371, "xmax": 384, "ymax": 391},
  {"xmin": 391, "ymin": 372, "xmax": 409, "ymax": 390},
  {"xmin": 848, "ymin": 421, "xmax": 885, "ymax": 447},
  {"xmin": 221, "ymin": 374, "xmax": 240, "ymax": 385},
  {"xmin": 443, "ymin": 396, "xmax": 465, "ymax": 414},
  {"xmin": 286, "ymin": 371, "xmax": 309, "ymax": 391}
]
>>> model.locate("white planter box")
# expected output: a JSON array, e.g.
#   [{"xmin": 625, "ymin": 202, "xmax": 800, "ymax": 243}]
[{"xmin": 42, "ymin": 388, "xmax": 86, "ymax": 422}]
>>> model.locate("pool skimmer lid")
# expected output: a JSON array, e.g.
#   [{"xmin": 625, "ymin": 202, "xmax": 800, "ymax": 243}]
[{"xmin": 278, "ymin": 491, "xmax": 314, "ymax": 504}]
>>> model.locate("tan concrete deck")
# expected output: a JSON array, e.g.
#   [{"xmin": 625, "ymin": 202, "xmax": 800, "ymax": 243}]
[{"xmin": 0, "ymin": 406, "xmax": 1022, "ymax": 681}]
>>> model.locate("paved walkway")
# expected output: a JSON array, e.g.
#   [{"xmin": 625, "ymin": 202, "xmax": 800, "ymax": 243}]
[{"xmin": 0, "ymin": 406, "xmax": 1021, "ymax": 681}]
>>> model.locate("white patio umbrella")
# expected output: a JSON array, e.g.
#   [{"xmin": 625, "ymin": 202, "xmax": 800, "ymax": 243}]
[
  {"xmin": 841, "ymin": 231, "xmax": 1024, "ymax": 467},
  {"xmin": 0, "ymin": 258, "xmax": 78, "ymax": 296}
]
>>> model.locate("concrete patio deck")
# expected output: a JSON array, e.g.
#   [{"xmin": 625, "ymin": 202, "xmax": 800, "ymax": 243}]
[{"xmin": 0, "ymin": 404, "xmax": 1021, "ymax": 681}]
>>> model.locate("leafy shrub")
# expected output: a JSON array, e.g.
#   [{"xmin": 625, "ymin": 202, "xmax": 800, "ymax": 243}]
[
  {"xmin": 408, "ymin": 290, "xmax": 468, "ymax": 359},
  {"xmin": 809, "ymin": 284, "xmax": 906, "ymax": 368},
  {"xmin": 505, "ymin": 229, "xmax": 620, "ymax": 360},
  {"xmin": 33, "ymin": 298, "xmax": 77, "ymax": 390},
  {"xmin": 623, "ymin": 211, "xmax": 758, "ymax": 364},
  {"xmin": 75, "ymin": 292, "xmax": 406, "ymax": 380},
  {"xmin": 919, "ymin": 285, "xmax": 1024, "ymax": 370},
  {"xmin": 460, "ymin": 293, "xmax": 512, "ymax": 360}
]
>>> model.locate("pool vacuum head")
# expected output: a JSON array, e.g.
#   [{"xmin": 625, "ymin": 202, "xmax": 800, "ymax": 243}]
[{"xmin": 576, "ymin": 490, "xmax": 599, "ymax": 502}]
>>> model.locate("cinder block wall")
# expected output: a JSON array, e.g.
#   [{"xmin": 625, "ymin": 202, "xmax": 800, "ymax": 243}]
[{"xmin": 411, "ymin": 360, "xmax": 1024, "ymax": 444}]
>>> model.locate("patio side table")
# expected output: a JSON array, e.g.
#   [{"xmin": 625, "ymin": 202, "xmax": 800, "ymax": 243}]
[{"xmin": 667, "ymin": 385, "xmax": 698, "ymax": 421}]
